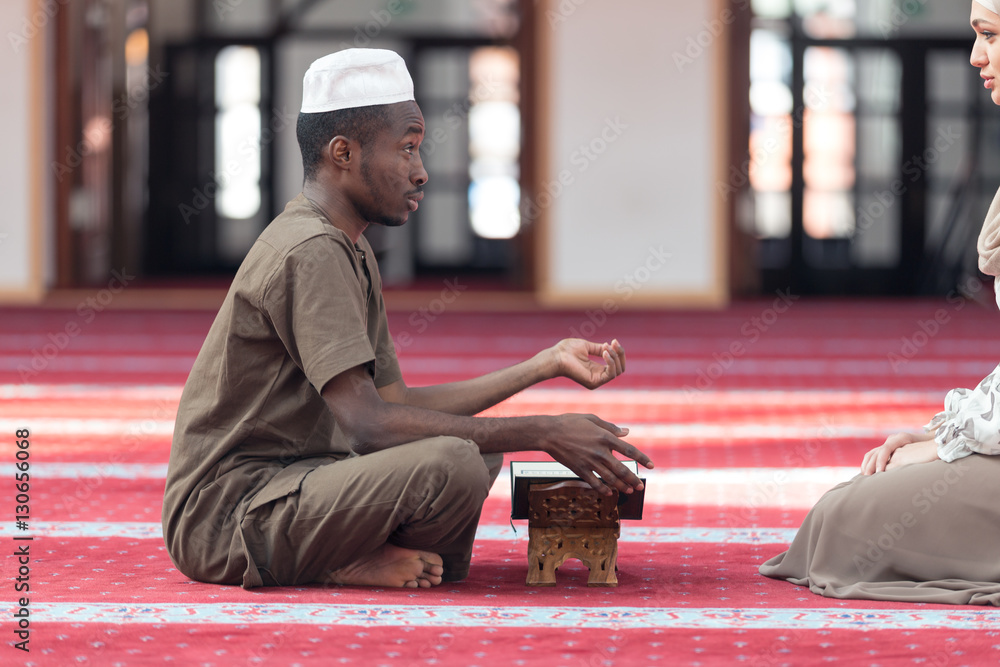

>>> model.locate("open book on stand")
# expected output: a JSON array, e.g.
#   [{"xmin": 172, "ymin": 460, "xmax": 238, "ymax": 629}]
[{"xmin": 510, "ymin": 460, "xmax": 645, "ymax": 520}]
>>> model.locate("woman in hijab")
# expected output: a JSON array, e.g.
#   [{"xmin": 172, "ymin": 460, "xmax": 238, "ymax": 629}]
[{"xmin": 759, "ymin": 0, "xmax": 1000, "ymax": 606}]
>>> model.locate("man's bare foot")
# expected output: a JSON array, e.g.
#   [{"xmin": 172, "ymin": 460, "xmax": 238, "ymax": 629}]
[{"xmin": 327, "ymin": 543, "xmax": 444, "ymax": 588}]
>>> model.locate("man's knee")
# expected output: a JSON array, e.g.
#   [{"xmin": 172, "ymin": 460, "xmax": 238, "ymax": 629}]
[
  {"xmin": 427, "ymin": 438, "xmax": 499, "ymax": 482},
  {"xmin": 420, "ymin": 435, "xmax": 479, "ymax": 461},
  {"xmin": 414, "ymin": 436, "xmax": 490, "ymax": 501}
]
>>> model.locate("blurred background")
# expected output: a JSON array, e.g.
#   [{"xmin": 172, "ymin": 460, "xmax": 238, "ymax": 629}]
[{"xmin": 0, "ymin": 0, "xmax": 994, "ymax": 307}]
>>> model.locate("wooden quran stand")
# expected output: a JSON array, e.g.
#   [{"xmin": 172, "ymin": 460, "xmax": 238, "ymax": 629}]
[{"xmin": 525, "ymin": 479, "xmax": 620, "ymax": 587}]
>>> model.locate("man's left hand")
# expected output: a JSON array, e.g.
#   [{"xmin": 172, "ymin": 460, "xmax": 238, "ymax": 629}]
[{"xmin": 552, "ymin": 338, "xmax": 626, "ymax": 390}]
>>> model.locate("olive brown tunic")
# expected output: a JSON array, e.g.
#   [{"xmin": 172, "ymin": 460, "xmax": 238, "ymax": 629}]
[{"xmin": 162, "ymin": 194, "xmax": 494, "ymax": 588}]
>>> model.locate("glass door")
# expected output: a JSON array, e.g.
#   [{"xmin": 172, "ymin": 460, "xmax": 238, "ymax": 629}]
[{"xmin": 746, "ymin": 1, "xmax": 984, "ymax": 295}]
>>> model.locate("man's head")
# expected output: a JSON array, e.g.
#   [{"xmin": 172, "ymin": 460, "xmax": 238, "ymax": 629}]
[
  {"xmin": 296, "ymin": 105, "xmax": 391, "ymax": 182},
  {"xmin": 296, "ymin": 49, "xmax": 427, "ymax": 227}
]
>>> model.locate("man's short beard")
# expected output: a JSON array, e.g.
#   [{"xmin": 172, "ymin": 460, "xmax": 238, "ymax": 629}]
[{"xmin": 359, "ymin": 154, "xmax": 407, "ymax": 227}]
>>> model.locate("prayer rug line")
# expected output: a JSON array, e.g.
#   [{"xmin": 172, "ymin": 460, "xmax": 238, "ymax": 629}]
[{"xmin": 26, "ymin": 603, "xmax": 999, "ymax": 630}]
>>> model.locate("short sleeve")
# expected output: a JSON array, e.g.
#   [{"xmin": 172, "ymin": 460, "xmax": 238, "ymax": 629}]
[{"xmin": 262, "ymin": 234, "xmax": 375, "ymax": 393}]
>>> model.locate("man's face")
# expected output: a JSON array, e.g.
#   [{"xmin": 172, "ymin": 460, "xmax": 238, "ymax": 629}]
[{"xmin": 355, "ymin": 101, "xmax": 428, "ymax": 227}]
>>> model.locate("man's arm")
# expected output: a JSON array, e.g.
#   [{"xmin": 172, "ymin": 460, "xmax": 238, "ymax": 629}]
[
  {"xmin": 322, "ymin": 359, "xmax": 652, "ymax": 497},
  {"xmin": 377, "ymin": 338, "xmax": 626, "ymax": 416}
]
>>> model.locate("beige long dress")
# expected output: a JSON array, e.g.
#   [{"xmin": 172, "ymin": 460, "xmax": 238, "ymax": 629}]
[
  {"xmin": 759, "ymin": 445, "xmax": 1000, "ymax": 605},
  {"xmin": 761, "ymin": 181, "xmax": 1000, "ymax": 603}
]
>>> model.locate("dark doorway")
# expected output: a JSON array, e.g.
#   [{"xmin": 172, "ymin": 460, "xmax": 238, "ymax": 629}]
[{"xmin": 746, "ymin": 7, "xmax": 989, "ymax": 296}]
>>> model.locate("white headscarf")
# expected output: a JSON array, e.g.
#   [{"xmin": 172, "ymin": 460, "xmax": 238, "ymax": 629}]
[{"xmin": 976, "ymin": 0, "xmax": 999, "ymax": 14}]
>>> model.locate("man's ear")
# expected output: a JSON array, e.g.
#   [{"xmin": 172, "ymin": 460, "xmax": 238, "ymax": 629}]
[{"xmin": 325, "ymin": 135, "xmax": 355, "ymax": 170}]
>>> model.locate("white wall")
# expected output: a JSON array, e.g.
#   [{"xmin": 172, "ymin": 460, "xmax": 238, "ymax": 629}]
[
  {"xmin": 0, "ymin": 0, "xmax": 45, "ymax": 299},
  {"xmin": 538, "ymin": 0, "xmax": 728, "ymax": 307}
]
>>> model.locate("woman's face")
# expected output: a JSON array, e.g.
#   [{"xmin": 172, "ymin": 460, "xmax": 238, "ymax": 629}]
[{"xmin": 971, "ymin": 2, "xmax": 1000, "ymax": 106}]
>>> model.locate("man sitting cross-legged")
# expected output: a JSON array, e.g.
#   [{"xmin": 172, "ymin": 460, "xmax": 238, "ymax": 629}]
[{"xmin": 161, "ymin": 49, "xmax": 653, "ymax": 589}]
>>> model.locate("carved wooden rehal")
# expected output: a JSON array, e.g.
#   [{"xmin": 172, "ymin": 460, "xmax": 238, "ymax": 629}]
[{"xmin": 525, "ymin": 480, "xmax": 620, "ymax": 587}]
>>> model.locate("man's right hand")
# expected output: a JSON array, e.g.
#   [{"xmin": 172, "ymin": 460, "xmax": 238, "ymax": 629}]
[{"xmin": 540, "ymin": 413, "xmax": 654, "ymax": 496}]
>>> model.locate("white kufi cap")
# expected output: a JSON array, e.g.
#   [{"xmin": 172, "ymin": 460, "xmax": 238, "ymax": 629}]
[
  {"xmin": 301, "ymin": 48, "xmax": 414, "ymax": 114},
  {"xmin": 976, "ymin": 0, "xmax": 999, "ymax": 14}
]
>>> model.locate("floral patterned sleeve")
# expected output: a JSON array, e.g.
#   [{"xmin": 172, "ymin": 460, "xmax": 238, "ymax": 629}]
[{"xmin": 925, "ymin": 364, "xmax": 1000, "ymax": 462}]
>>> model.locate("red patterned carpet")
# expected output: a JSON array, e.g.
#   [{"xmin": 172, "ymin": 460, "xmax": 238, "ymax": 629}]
[{"xmin": 3, "ymin": 297, "xmax": 1000, "ymax": 666}]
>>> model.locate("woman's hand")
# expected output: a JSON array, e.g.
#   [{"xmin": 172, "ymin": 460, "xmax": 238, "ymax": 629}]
[
  {"xmin": 885, "ymin": 439, "xmax": 940, "ymax": 470},
  {"xmin": 861, "ymin": 432, "xmax": 938, "ymax": 475}
]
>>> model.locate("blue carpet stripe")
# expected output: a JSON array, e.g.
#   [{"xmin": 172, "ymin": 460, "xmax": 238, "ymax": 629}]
[{"xmin": 27, "ymin": 603, "xmax": 1000, "ymax": 629}]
